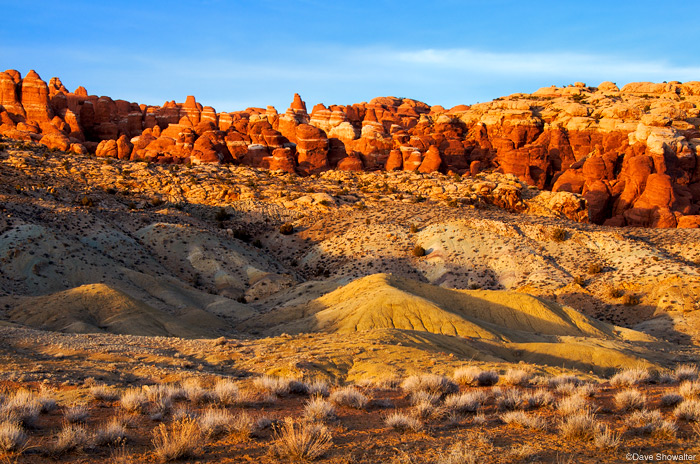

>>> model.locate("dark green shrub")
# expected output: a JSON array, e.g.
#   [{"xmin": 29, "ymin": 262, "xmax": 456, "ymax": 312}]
[
  {"xmin": 588, "ymin": 263, "xmax": 603, "ymax": 274},
  {"xmin": 215, "ymin": 208, "xmax": 231, "ymax": 222},
  {"xmin": 279, "ymin": 223, "xmax": 294, "ymax": 235},
  {"xmin": 412, "ymin": 245, "xmax": 425, "ymax": 257},
  {"xmin": 551, "ymin": 228, "xmax": 567, "ymax": 242}
]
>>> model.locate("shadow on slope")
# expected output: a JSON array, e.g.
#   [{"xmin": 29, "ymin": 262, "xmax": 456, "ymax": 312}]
[{"xmin": 4, "ymin": 283, "xmax": 232, "ymax": 337}]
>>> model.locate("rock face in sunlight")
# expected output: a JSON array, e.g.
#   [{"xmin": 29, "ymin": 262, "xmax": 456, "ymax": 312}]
[{"xmin": 2, "ymin": 70, "xmax": 700, "ymax": 227}]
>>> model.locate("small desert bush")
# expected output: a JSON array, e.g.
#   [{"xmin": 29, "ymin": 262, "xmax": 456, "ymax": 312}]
[
  {"xmin": 279, "ymin": 223, "xmax": 294, "ymax": 235},
  {"xmin": 152, "ymin": 416, "xmax": 203, "ymax": 462},
  {"xmin": 551, "ymin": 228, "xmax": 567, "ymax": 242},
  {"xmin": 443, "ymin": 391, "xmax": 487, "ymax": 414},
  {"xmin": 120, "ymin": 388, "xmax": 148, "ymax": 413},
  {"xmin": 272, "ymin": 418, "xmax": 333, "ymax": 461},
  {"xmin": 548, "ymin": 374, "xmax": 583, "ymax": 389},
  {"xmin": 454, "ymin": 366, "xmax": 499, "ymax": 386},
  {"xmin": 410, "ymin": 391, "xmax": 441, "ymax": 406},
  {"xmin": 385, "ymin": 412, "xmax": 423, "ymax": 433},
  {"xmin": 523, "ymin": 389, "xmax": 556, "ymax": 409},
  {"xmin": 2, "ymin": 389, "xmax": 44, "ymax": 426},
  {"xmin": 674, "ymin": 365, "xmax": 699, "ymax": 382},
  {"xmin": 609, "ymin": 287, "xmax": 624, "ymax": 298},
  {"xmin": 94, "ymin": 418, "xmax": 128, "ymax": 446},
  {"xmin": 0, "ymin": 421, "xmax": 27, "ymax": 452},
  {"xmin": 587, "ymin": 262, "xmax": 604, "ymax": 274},
  {"xmin": 500, "ymin": 411, "xmax": 547, "ymax": 430},
  {"xmin": 304, "ymin": 397, "xmax": 336, "ymax": 423},
  {"xmin": 661, "ymin": 393, "xmax": 683, "ymax": 407},
  {"xmin": 307, "ymin": 379, "xmax": 330, "ymax": 397},
  {"xmin": 575, "ymin": 383, "xmax": 599, "ymax": 398},
  {"xmin": 629, "ymin": 409, "xmax": 676, "ymax": 438},
  {"xmin": 609, "ymin": 367, "xmax": 652, "ymax": 387},
  {"xmin": 496, "ymin": 389, "xmax": 524, "ymax": 411},
  {"xmin": 212, "ymin": 379, "xmax": 239, "ymax": 405},
  {"xmin": 437, "ymin": 441, "xmax": 482, "ymax": 464},
  {"xmin": 198, "ymin": 407, "xmax": 232, "ymax": 438},
  {"xmin": 501, "ymin": 369, "xmax": 531, "ymax": 386},
  {"xmin": 229, "ymin": 412, "xmax": 255, "ymax": 438},
  {"xmin": 507, "ymin": 444, "xmax": 538, "ymax": 461},
  {"xmin": 559, "ymin": 411, "xmax": 597, "ymax": 440},
  {"xmin": 253, "ymin": 375, "xmax": 296, "ymax": 397},
  {"xmin": 679, "ymin": 380, "xmax": 700, "ymax": 399},
  {"xmin": 329, "ymin": 386, "xmax": 369, "ymax": 409},
  {"xmin": 414, "ymin": 400, "xmax": 443, "ymax": 421},
  {"xmin": 401, "ymin": 374, "xmax": 459, "ymax": 396},
  {"xmin": 64, "ymin": 403, "xmax": 89, "ymax": 423},
  {"xmin": 557, "ymin": 395, "xmax": 591, "ymax": 416},
  {"xmin": 593, "ymin": 425, "xmax": 620, "ymax": 450},
  {"xmin": 90, "ymin": 385, "xmax": 119, "ymax": 402},
  {"xmin": 54, "ymin": 422, "xmax": 90, "ymax": 455},
  {"xmin": 622, "ymin": 294, "xmax": 641, "ymax": 306},
  {"xmin": 674, "ymin": 400, "xmax": 700, "ymax": 421},
  {"xmin": 181, "ymin": 378, "xmax": 210, "ymax": 404},
  {"xmin": 614, "ymin": 389, "xmax": 646, "ymax": 411},
  {"xmin": 412, "ymin": 245, "xmax": 425, "ymax": 257}
]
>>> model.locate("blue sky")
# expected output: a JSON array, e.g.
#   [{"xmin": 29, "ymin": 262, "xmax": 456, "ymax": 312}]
[{"xmin": 2, "ymin": 0, "xmax": 698, "ymax": 113}]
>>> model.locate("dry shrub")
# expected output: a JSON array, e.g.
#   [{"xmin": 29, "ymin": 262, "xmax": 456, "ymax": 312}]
[
  {"xmin": 414, "ymin": 400, "xmax": 443, "ymax": 421},
  {"xmin": 661, "ymin": 393, "xmax": 683, "ymax": 407},
  {"xmin": 64, "ymin": 403, "xmax": 89, "ymax": 423},
  {"xmin": 437, "ymin": 441, "xmax": 481, "ymax": 464},
  {"xmin": 499, "ymin": 411, "xmax": 547, "ymax": 430},
  {"xmin": 181, "ymin": 378, "xmax": 210, "ymax": 404},
  {"xmin": 409, "ymin": 391, "xmax": 441, "ymax": 406},
  {"xmin": 120, "ymin": 388, "xmax": 148, "ymax": 414},
  {"xmin": 307, "ymin": 379, "xmax": 330, "ymax": 397},
  {"xmin": 614, "ymin": 389, "xmax": 646, "ymax": 411},
  {"xmin": 495, "ymin": 389, "xmax": 523, "ymax": 411},
  {"xmin": 454, "ymin": 367, "xmax": 499, "ymax": 387},
  {"xmin": 385, "ymin": 412, "xmax": 423, "ymax": 433},
  {"xmin": 557, "ymin": 395, "xmax": 592, "ymax": 416},
  {"xmin": 674, "ymin": 365, "xmax": 699, "ymax": 382},
  {"xmin": 198, "ymin": 408, "xmax": 232, "ymax": 438},
  {"xmin": 523, "ymin": 389, "xmax": 556, "ymax": 410},
  {"xmin": 674, "ymin": 400, "xmax": 700, "ymax": 421},
  {"xmin": 443, "ymin": 391, "xmax": 487, "ymax": 414},
  {"xmin": 272, "ymin": 418, "xmax": 333, "ymax": 461},
  {"xmin": 253, "ymin": 376, "xmax": 301, "ymax": 397},
  {"xmin": 401, "ymin": 374, "xmax": 458, "ymax": 396},
  {"xmin": 90, "ymin": 385, "xmax": 119, "ymax": 402},
  {"xmin": 229, "ymin": 412, "xmax": 255, "ymax": 438},
  {"xmin": 548, "ymin": 374, "xmax": 583, "ymax": 389},
  {"xmin": 304, "ymin": 397, "xmax": 336, "ymax": 423},
  {"xmin": 329, "ymin": 386, "xmax": 369, "ymax": 409},
  {"xmin": 0, "ymin": 421, "xmax": 27, "ymax": 452},
  {"xmin": 679, "ymin": 380, "xmax": 700, "ymax": 399},
  {"xmin": 502, "ymin": 369, "xmax": 531, "ymax": 386},
  {"xmin": 2, "ymin": 389, "xmax": 42, "ymax": 426},
  {"xmin": 212, "ymin": 379, "xmax": 239, "ymax": 406},
  {"xmin": 593, "ymin": 425, "xmax": 620, "ymax": 450},
  {"xmin": 629, "ymin": 410, "xmax": 677, "ymax": 438},
  {"xmin": 94, "ymin": 418, "xmax": 128, "ymax": 446},
  {"xmin": 54, "ymin": 422, "xmax": 90, "ymax": 455},
  {"xmin": 559, "ymin": 411, "xmax": 597, "ymax": 440},
  {"xmin": 151, "ymin": 416, "xmax": 203, "ymax": 462},
  {"xmin": 610, "ymin": 367, "xmax": 652, "ymax": 387}
]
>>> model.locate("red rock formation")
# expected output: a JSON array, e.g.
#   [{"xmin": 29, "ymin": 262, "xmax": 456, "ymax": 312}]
[
  {"xmin": 295, "ymin": 124, "xmax": 328, "ymax": 175},
  {"xmin": 3, "ymin": 69, "xmax": 700, "ymax": 227},
  {"xmin": 21, "ymin": 70, "xmax": 53, "ymax": 127}
]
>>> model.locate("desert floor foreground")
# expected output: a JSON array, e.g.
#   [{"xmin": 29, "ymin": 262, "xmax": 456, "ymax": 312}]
[{"xmin": 1, "ymin": 138, "xmax": 700, "ymax": 462}]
